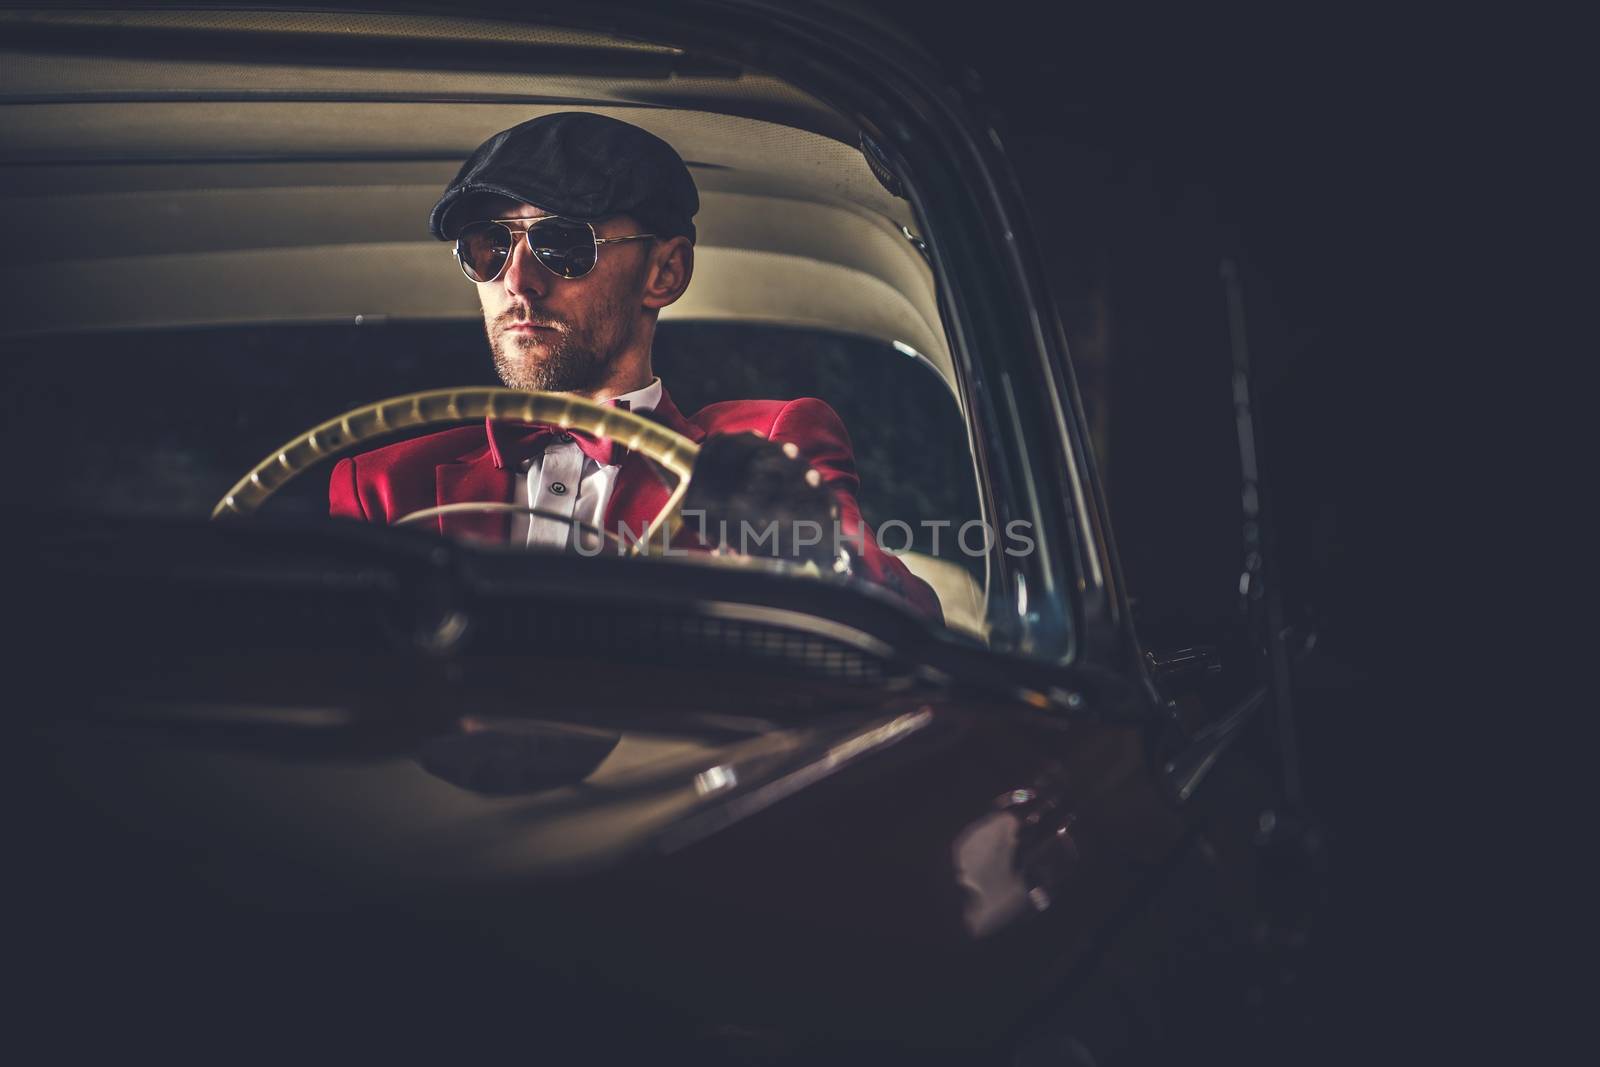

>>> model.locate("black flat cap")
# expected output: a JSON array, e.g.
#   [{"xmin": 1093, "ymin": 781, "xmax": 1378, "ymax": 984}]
[{"xmin": 430, "ymin": 112, "xmax": 699, "ymax": 244}]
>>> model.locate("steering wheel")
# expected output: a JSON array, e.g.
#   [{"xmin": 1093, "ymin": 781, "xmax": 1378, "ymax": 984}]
[{"xmin": 212, "ymin": 387, "xmax": 700, "ymax": 554}]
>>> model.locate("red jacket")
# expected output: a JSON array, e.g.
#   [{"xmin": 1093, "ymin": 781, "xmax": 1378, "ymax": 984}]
[{"xmin": 328, "ymin": 386, "xmax": 942, "ymax": 621}]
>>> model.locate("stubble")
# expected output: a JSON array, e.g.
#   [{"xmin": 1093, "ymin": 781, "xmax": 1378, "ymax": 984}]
[{"xmin": 486, "ymin": 287, "xmax": 637, "ymax": 394}]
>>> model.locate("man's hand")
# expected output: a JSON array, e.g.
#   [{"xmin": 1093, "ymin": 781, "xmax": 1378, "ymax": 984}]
[{"xmin": 681, "ymin": 432, "xmax": 837, "ymax": 566}]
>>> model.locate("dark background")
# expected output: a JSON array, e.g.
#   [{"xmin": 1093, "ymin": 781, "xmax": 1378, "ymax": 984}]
[
  {"xmin": 861, "ymin": 0, "xmax": 1433, "ymax": 670},
  {"xmin": 859, "ymin": 0, "xmax": 1464, "ymax": 1055}
]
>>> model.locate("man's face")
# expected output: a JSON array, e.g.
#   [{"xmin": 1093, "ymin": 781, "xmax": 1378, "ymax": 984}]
[{"xmin": 472, "ymin": 198, "xmax": 655, "ymax": 393}]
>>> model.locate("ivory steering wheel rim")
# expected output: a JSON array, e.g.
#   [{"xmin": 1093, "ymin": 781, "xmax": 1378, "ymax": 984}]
[{"xmin": 212, "ymin": 387, "xmax": 700, "ymax": 553}]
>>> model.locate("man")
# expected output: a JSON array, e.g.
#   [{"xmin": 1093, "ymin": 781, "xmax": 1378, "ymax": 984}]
[{"xmin": 330, "ymin": 112, "xmax": 940, "ymax": 621}]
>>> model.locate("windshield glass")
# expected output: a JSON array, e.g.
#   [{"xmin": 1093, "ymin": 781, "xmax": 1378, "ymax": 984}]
[
  {"xmin": 3, "ymin": 321, "xmax": 986, "ymax": 629},
  {"xmin": 0, "ymin": 6, "xmax": 1058, "ymax": 651}
]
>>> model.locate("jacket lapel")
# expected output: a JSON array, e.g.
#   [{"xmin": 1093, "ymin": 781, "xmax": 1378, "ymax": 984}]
[
  {"xmin": 646, "ymin": 386, "xmax": 707, "ymax": 444},
  {"xmin": 604, "ymin": 385, "xmax": 706, "ymax": 544},
  {"xmin": 435, "ymin": 454, "xmax": 516, "ymax": 544}
]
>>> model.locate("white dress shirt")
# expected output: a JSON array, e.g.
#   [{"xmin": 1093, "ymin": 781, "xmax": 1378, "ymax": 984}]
[{"xmin": 510, "ymin": 377, "xmax": 663, "ymax": 551}]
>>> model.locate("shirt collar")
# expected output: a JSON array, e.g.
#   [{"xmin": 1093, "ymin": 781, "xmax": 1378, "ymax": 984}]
[{"xmin": 605, "ymin": 376, "xmax": 661, "ymax": 414}]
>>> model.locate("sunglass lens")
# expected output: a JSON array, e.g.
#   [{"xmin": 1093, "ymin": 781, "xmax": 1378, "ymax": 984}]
[
  {"xmin": 457, "ymin": 222, "xmax": 512, "ymax": 282},
  {"xmin": 527, "ymin": 217, "xmax": 597, "ymax": 279}
]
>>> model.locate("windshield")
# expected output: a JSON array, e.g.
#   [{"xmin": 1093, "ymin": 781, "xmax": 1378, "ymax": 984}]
[
  {"xmin": 3, "ymin": 321, "xmax": 985, "ymax": 626},
  {"xmin": 0, "ymin": 6, "xmax": 1062, "ymax": 651}
]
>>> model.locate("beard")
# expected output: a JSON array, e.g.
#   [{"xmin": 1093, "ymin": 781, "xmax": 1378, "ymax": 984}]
[{"xmin": 486, "ymin": 291, "xmax": 636, "ymax": 393}]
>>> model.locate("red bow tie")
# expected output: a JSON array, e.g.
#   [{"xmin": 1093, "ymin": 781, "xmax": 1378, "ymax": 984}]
[
  {"xmin": 493, "ymin": 397, "xmax": 645, "ymax": 468},
  {"xmin": 514, "ymin": 424, "xmax": 625, "ymax": 467}
]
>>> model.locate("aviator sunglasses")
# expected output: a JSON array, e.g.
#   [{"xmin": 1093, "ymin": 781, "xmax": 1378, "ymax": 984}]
[{"xmin": 453, "ymin": 215, "xmax": 657, "ymax": 283}]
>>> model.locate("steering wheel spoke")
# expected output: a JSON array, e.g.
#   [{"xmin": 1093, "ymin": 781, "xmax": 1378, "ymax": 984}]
[{"xmin": 394, "ymin": 502, "xmax": 627, "ymax": 551}]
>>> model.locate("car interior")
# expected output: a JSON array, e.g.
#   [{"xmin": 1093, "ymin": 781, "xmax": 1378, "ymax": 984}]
[{"xmin": 0, "ymin": 7, "xmax": 991, "ymax": 638}]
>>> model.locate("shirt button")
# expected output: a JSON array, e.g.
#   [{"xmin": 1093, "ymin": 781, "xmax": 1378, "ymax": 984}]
[{"xmin": 550, "ymin": 481, "xmax": 568, "ymax": 495}]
